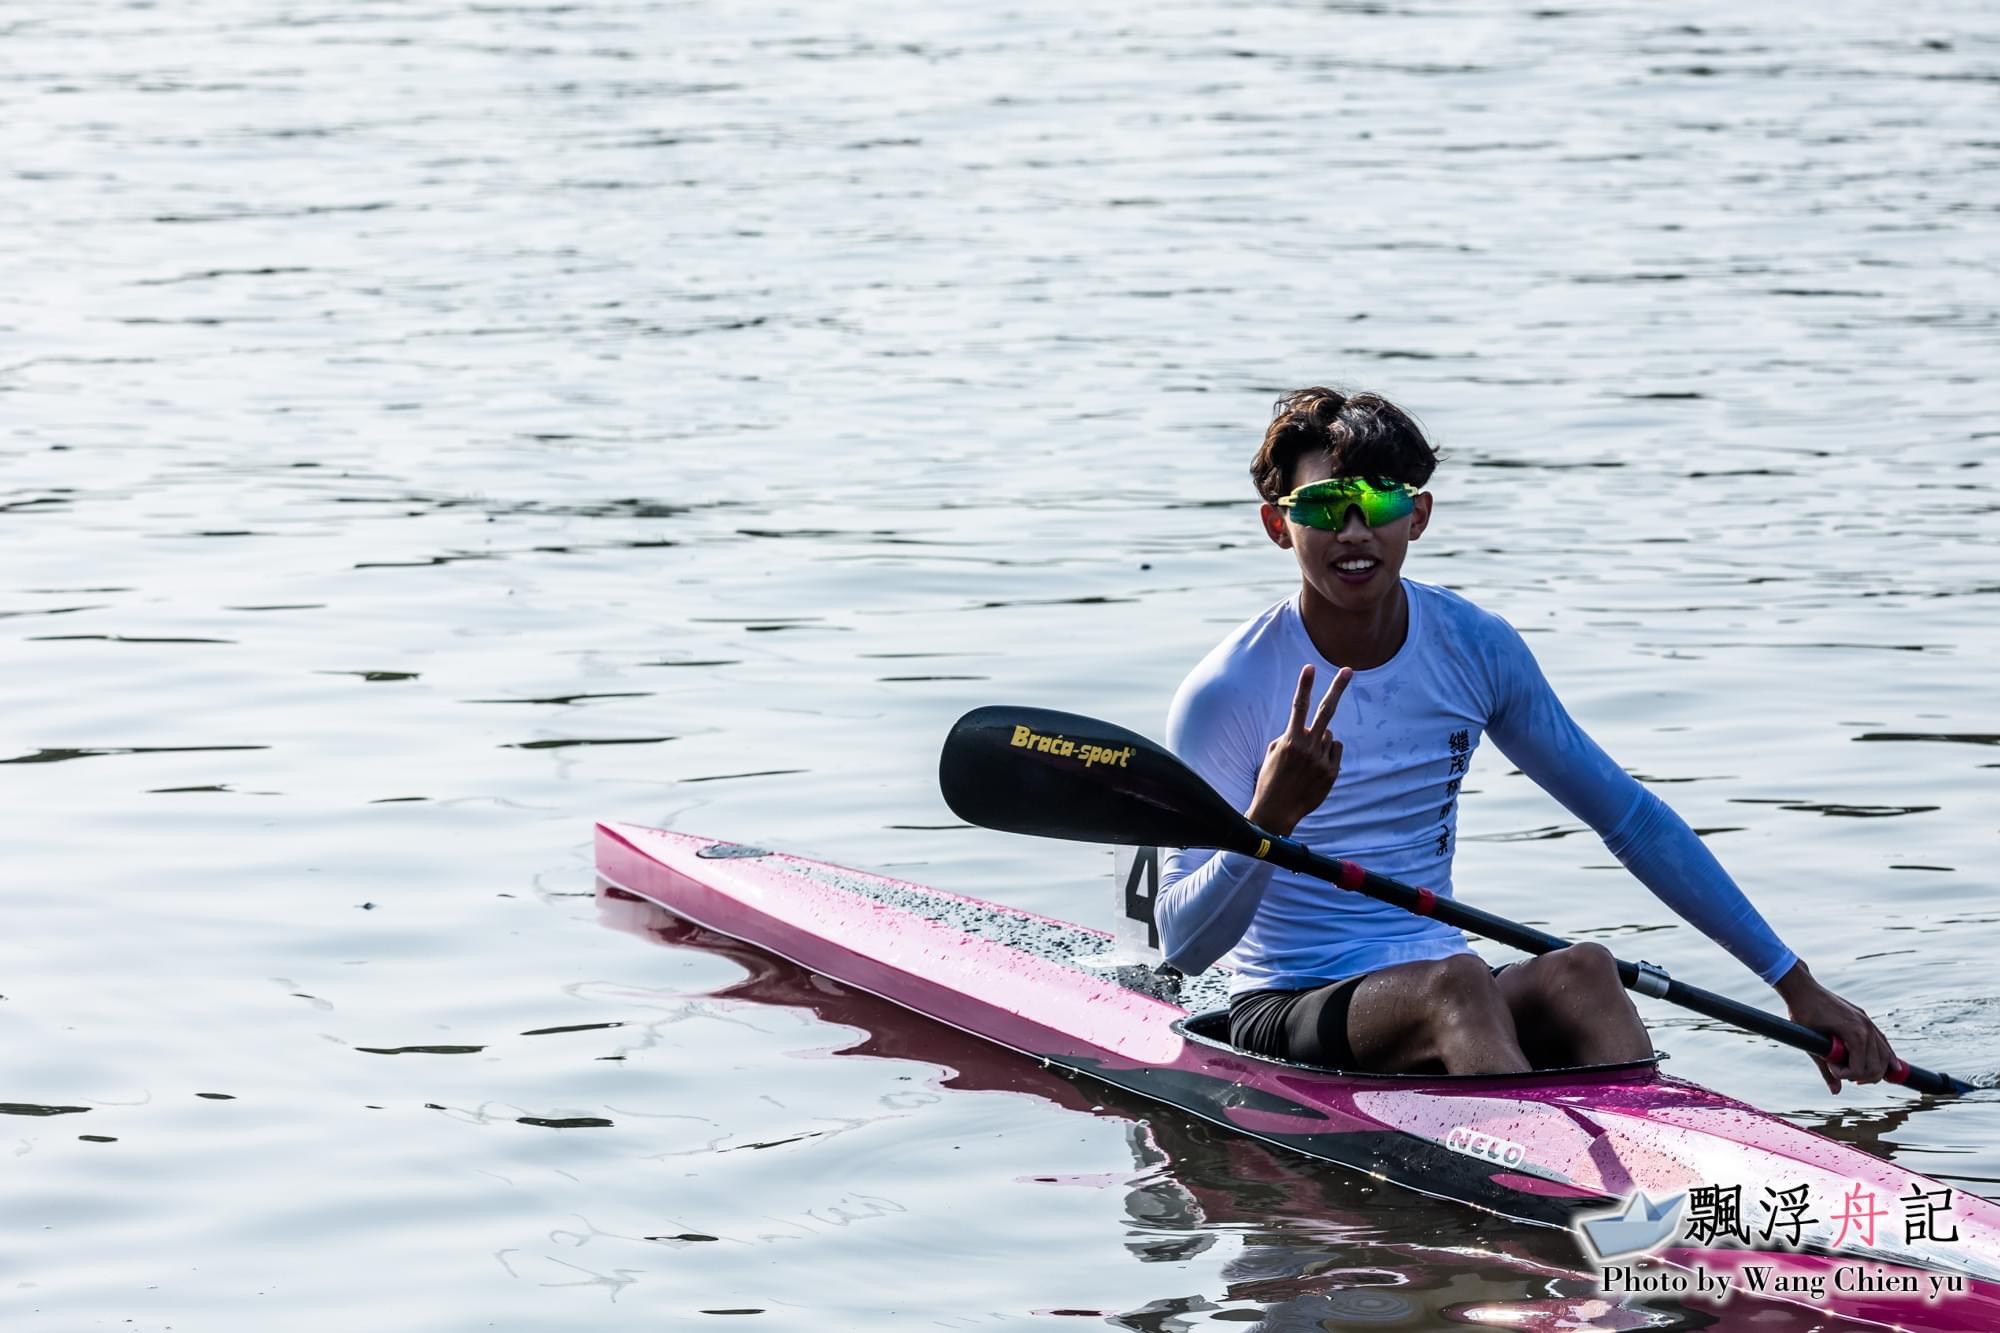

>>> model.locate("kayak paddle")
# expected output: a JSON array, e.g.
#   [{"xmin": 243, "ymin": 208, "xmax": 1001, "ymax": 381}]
[{"xmin": 939, "ymin": 704, "xmax": 1974, "ymax": 1097}]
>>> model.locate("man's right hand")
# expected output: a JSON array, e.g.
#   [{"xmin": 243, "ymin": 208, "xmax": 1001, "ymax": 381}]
[{"xmin": 1245, "ymin": 664, "xmax": 1352, "ymax": 837}]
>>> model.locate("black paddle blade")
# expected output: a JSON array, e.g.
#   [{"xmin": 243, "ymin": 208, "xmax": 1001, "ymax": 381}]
[{"xmin": 939, "ymin": 705, "xmax": 1261, "ymax": 855}]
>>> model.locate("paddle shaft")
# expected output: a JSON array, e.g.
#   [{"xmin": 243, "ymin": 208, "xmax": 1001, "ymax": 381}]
[
  {"xmin": 1257, "ymin": 833, "xmax": 1973, "ymax": 1096},
  {"xmin": 937, "ymin": 704, "xmax": 1976, "ymax": 1097}
]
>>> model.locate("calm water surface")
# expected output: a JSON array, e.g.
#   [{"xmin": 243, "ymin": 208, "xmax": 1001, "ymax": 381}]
[{"xmin": 3, "ymin": 1, "xmax": 1997, "ymax": 1328}]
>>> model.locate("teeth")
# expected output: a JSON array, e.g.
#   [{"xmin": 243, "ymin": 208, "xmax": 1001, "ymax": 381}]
[{"xmin": 1336, "ymin": 560, "xmax": 1377, "ymax": 572}]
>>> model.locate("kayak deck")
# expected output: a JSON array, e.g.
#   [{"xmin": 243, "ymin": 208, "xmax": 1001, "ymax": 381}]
[{"xmin": 595, "ymin": 821, "xmax": 2000, "ymax": 1328}]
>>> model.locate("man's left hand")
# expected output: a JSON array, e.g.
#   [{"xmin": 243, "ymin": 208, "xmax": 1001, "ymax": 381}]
[{"xmin": 1775, "ymin": 960, "xmax": 1897, "ymax": 1094}]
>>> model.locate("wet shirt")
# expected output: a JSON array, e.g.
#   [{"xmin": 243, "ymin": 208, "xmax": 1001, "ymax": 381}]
[{"xmin": 1157, "ymin": 580, "xmax": 1796, "ymax": 994}]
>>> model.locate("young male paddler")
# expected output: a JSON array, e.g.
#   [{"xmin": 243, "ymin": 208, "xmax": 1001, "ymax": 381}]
[{"xmin": 1157, "ymin": 387, "xmax": 1896, "ymax": 1090}]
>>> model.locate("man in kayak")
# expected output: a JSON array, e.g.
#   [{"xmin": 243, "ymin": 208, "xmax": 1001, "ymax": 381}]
[{"xmin": 1157, "ymin": 387, "xmax": 1897, "ymax": 1089}]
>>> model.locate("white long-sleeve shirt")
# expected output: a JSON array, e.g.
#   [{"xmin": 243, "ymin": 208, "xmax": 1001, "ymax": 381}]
[{"xmin": 1158, "ymin": 581, "xmax": 1797, "ymax": 994}]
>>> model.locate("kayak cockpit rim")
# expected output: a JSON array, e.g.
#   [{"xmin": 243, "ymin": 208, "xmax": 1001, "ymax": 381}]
[{"xmin": 1174, "ymin": 1007, "xmax": 1666, "ymax": 1082}]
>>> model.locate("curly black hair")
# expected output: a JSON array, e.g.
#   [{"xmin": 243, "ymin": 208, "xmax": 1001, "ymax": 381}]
[{"xmin": 1250, "ymin": 387, "xmax": 1441, "ymax": 502}]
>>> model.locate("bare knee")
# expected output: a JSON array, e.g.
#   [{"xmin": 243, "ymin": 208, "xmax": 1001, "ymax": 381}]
[
  {"xmin": 1522, "ymin": 944, "xmax": 1650, "ymax": 1063},
  {"xmin": 1417, "ymin": 955, "xmax": 1524, "ymax": 1074},
  {"xmin": 1544, "ymin": 941, "xmax": 1620, "ymax": 992},
  {"xmin": 1425, "ymin": 953, "xmax": 1504, "ymax": 1011}
]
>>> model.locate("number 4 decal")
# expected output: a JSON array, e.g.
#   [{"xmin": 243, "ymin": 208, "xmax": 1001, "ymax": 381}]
[{"xmin": 1122, "ymin": 845, "xmax": 1161, "ymax": 951}]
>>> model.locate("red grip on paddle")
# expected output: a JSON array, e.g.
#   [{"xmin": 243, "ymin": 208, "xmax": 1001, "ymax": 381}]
[
  {"xmin": 1826, "ymin": 1037, "xmax": 1910, "ymax": 1084},
  {"xmin": 1333, "ymin": 860, "xmax": 1366, "ymax": 890},
  {"xmin": 1413, "ymin": 887, "xmax": 1438, "ymax": 917}
]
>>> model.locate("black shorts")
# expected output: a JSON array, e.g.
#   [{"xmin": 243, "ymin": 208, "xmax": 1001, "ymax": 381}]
[
  {"xmin": 1228, "ymin": 977, "xmax": 1368, "ymax": 1069},
  {"xmin": 1229, "ymin": 962, "xmax": 1514, "ymax": 1070}
]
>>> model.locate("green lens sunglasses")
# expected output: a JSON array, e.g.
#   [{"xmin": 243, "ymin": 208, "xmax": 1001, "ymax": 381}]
[{"xmin": 1275, "ymin": 477, "xmax": 1418, "ymax": 531}]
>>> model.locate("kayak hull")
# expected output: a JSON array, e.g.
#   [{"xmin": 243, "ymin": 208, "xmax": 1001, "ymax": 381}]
[{"xmin": 595, "ymin": 821, "xmax": 2000, "ymax": 1330}]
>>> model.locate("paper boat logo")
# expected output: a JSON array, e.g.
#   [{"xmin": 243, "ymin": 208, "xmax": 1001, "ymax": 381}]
[{"xmin": 1576, "ymin": 1191, "xmax": 1686, "ymax": 1262}]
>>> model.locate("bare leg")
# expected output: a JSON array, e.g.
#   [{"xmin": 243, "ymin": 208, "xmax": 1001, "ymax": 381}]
[
  {"xmin": 1495, "ymin": 942, "xmax": 1652, "ymax": 1067},
  {"xmin": 1344, "ymin": 955, "xmax": 1532, "ymax": 1076}
]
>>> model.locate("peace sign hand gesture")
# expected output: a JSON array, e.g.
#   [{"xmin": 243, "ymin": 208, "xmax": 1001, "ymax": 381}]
[{"xmin": 1245, "ymin": 664, "xmax": 1352, "ymax": 838}]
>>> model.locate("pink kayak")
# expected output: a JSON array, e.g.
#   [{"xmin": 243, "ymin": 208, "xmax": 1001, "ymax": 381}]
[{"xmin": 595, "ymin": 820, "xmax": 2000, "ymax": 1331}]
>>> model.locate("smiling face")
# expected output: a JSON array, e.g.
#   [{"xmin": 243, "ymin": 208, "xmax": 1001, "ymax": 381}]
[{"xmin": 1259, "ymin": 450, "xmax": 1432, "ymax": 614}]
